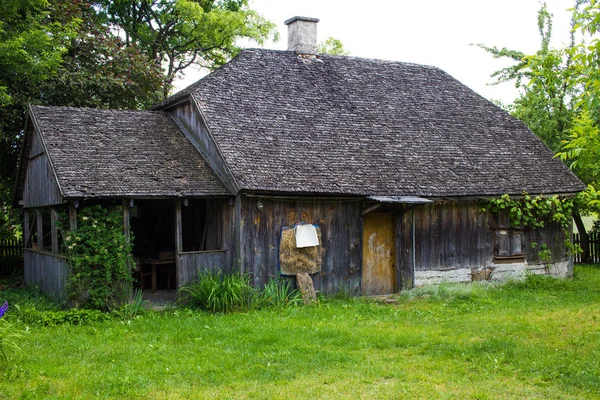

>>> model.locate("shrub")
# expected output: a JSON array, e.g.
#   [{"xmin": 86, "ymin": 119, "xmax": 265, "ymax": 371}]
[
  {"xmin": 255, "ymin": 278, "xmax": 302, "ymax": 309},
  {"xmin": 15, "ymin": 308, "xmax": 110, "ymax": 326},
  {"xmin": 61, "ymin": 205, "xmax": 133, "ymax": 311},
  {"xmin": 178, "ymin": 271, "xmax": 255, "ymax": 313}
]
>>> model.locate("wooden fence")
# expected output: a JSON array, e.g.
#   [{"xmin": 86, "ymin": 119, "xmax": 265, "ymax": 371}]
[
  {"xmin": 0, "ymin": 238, "xmax": 23, "ymax": 275},
  {"xmin": 573, "ymin": 232, "xmax": 600, "ymax": 264}
]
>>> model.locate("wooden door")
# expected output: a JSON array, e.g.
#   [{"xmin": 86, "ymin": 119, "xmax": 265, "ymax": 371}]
[{"xmin": 362, "ymin": 213, "xmax": 396, "ymax": 295}]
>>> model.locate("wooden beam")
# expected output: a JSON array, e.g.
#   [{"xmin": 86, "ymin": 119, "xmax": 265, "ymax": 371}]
[
  {"xmin": 69, "ymin": 201, "xmax": 77, "ymax": 231},
  {"xmin": 175, "ymin": 199, "xmax": 182, "ymax": 254},
  {"xmin": 175, "ymin": 199, "xmax": 182, "ymax": 288},
  {"xmin": 122, "ymin": 199, "xmax": 132, "ymax": 284},
  {"xmin": 362, "ymin": 203, "xmax": 382, "ymax": 216},
  {"xmin": 23, "ymin": 210, "xmax": 30, "ymax": 248},
  {"xmin": 36, "ymin": 209, "xmax": 43, "ymax": 250},
  {"xmin": 50, "ymin": 207, "xmax": 58, "ymax": 255},
  {"xmin": 122, "ymin": 199, "xmax": 130, "ymax": 248}
]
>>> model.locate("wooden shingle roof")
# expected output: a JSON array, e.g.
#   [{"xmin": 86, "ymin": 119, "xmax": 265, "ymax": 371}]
[
  {"xmin": 29, "ymin": 106, "xmax": 230, "ymax": 198},
  {"xmin": 167, "ymin": 49, "xmax": 584, "ymax": 197}
]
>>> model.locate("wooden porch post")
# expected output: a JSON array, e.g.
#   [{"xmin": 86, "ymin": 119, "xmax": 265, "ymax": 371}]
[
  {"xmin": 122, "ymin": 199, "xmax": 131, "ymax": 276},
  {"xmin": 69, "ymin": 201, "xmax": 77, "ymax": 231},
  {"xmin": 36, "ymin": 209, "xmax": 43, "ymax": 250},
  {"xmin": 175, "ymin": 199, "xmax": 182, "ymax": 288},
  {"xmin": 50, "ymin": 207, "xmax": 58, "ymax": 255},
  {"xmin": 23, "ymin": 210, "xmax": 30, "ymax": 248}
]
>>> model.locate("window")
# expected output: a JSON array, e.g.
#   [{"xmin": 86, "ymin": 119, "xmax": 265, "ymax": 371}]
[
  {"xmin": 493, "ymin": 212, "xmax": 524, "ymax": 263},
  {"xmin": 181, "ymin": 199, "xmax": 223, "ymax": 252}
]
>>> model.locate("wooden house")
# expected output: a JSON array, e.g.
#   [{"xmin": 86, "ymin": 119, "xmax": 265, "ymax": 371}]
[{"xmin": 14, "ymin": 17, "xmax": 584, "ymax": 297}]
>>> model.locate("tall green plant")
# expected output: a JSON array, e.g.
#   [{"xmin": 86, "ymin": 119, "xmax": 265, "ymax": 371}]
[
  {"xmin": 178, "ymin": 271, "xmax": 255, "ymax": 313},
  {"xmin": 256, "ymin": 279, "xmax": 302, "ymax": 309},
  {"xmin": 62, "ymin": 205, "xmax": 133, "ymax": 311}
]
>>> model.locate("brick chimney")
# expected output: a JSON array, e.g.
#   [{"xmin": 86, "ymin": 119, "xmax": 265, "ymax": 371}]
[{"xmin": 284, "ymin": 16, "xmax": 319, "ymax": 55}]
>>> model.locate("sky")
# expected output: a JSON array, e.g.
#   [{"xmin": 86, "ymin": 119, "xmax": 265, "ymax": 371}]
[{"xmin": 174, "ymin": 0, "xmax": 575, "ymax": 104}]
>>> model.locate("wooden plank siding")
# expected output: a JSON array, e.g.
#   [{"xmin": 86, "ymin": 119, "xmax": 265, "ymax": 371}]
[
  {"xmin": 176, "ymin": 198, "xmax": 234, "ymax": 288},
  {"xmin": 239, "ymin": 195, "xmax": 363, "ymax": 295},
  {"xmin": 168, "ymin": 101, "xmax": 239, "ymax": 194},
  {"xmin": 24, "ymin": 249, "xmax": 68, "ymax": 298},
  {"xmin": 402, "ymin": 202, "xmax": 494, "ymax": 272},
  {"xmin": 23, "ymin": 127, "xmax": 63, "ymax": 208},
  {"xmin": 177, "ymin": 251, "xmax": 228, "ymax": 287},
  {"xmin": 523, "ymin": 221, "xmax": 568, "ymax": 264},
  {"xmin": 400, "ymin": 201, "xmax": 569, "ymax": 274}
]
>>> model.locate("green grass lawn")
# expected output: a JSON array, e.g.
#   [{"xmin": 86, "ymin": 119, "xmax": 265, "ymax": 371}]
[{"xmin": 2, "ymin": 266, "xmax": 600, "ymax": 399}]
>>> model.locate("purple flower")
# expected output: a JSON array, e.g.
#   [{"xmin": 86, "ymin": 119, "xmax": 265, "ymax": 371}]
[{"xmin": 0, "ymin": 301, "xmax": 8, "ymax": 318}]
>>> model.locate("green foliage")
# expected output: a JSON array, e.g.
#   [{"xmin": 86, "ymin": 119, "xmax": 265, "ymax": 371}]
[
  {"xmin": 0, "ymin": 319, "xmax": 23, "ymax": 366},
  {"xmin": 61, "ymin": 205, "xmax": 133, "ymax": 311},
  {"xmin": 484, "ymin": 193, "xmax": 578, "ymax": 260},
  {"xmin": 178, "ymin": 271, "xmax": 255, "ymax": 313},
  {"xmin": 478, "ymin": 3, "xmax": 578, "ymax": 153},
  {"xmin": 15, "ymin": 307, "xmax": 109, "ymax": 327},
  {"xmin": 2, "ymin": 265, "xmax": 600, "ymax": 398},
  {"xmin": 255, "ymin": 278, "xmax": 302, "ymax": 309},
  {"xmin": 318, "ymin": 37, "xmax": 349, "ymax": 56},
  {"xmin": 0, "ymin": 0, "xmax": 77, "ymax": 107},
  {"xmin": 97, "ymin": 0, "xmax": 276, "ymax": 92},
  {"xmin": 112, "ymin": 289, "xmax": 147, "ymax": 320},
  {"xmin": 39, "ymin": 1, "xmax": 165, "ymax": 110},
  {"xmin": 484, "ymin": 193, "xmax": 574, "ymax": 230},
  {"xmin": 557, "ymin": 111, "xmax": 600, "ymax": 188},
  {"xmin": 0, "ymin": 0, "xmax": 274, "ymax": 233},
  {"xmin": 480, "ymin": 2, "xmax": 600, "ymax": 230},
  {"xmin": 179, "ymin": 273, "xmax": 304, "ymax": 313}
]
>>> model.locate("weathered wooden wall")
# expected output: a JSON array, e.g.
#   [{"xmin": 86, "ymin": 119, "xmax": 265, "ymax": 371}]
[
  {"xmin": 23, "ymin": 127, "xmax": 63, "ymax": 208},
  {"xmin": 177, "ymin": 250, "xmax": 228, "ymax": 287},
  {"xmin": 24, "ymin": 249, "xmax": 68, "ymax": 298},
  {"xmin": 168, "ymin": 101, "xmax": 238, "ymax": 193},
  {"xmin": 523, "ymin": 221, "xmax": 568, "ymax": 264},
  {"xmin": 177, "ymin": 198, "xmax": 234, "ymax": 287},
  {"xmin": 402, "ymin": 201, "xmax": 570, "ymax": 272},
  {"xmin": 403, "ymin": 202, "xmax": 494, "ymax": 272},
  {"xmin": 238, "ymin": 196, "xmax": 363, "ymax": 295}
]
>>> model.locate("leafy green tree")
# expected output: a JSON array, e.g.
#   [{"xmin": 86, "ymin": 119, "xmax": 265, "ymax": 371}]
[
  {"xmin": 479, "ymin": 1, "xmax": 600, "ymax": 260},
  {"xmin": 478, "ymin": 3, "xmax": 578, "ymax": 152},
  {"xmin": 318, "ymin": 37, "xmax": 349, "ymax": 55},
  {"xmin": 97, "ymin": 0, "xmax": 276, "ymax": 96},
  {"xmin": 0, "ymin": 0, "xmax": 274, "ymax": 240}
]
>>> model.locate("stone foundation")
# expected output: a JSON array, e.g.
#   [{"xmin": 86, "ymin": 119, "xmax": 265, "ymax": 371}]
[
  {"xmin": 414, "ymin": 260, "xmax": 570, "ymax": 286},
  {"xmin": 414, "ymin": 268, "xmax": 472, "ymax": 287}
]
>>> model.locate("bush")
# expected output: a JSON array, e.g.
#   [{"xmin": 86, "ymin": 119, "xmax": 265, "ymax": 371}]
[
  {"xmin": 61, "ymin": 205, "xmax": 133, "ymax": 311},
  {"xmin": 255, "ymin": 279, "xmax": 302, "ymax": 309},
  {"xmin": 15, "ymin": 307, "xmax": 110, "ymax": 326},
  {"xmin": 178, "ymin": 271, "xmax": 255, "ymax": 313}
]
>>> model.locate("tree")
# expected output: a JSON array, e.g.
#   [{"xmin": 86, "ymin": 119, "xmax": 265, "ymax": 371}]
[
  {"xmin": 318, "ymin": 37, "xmax": 349, "ymax": 56},
  {"xmin": 97, "ymin": 0, "xmax": 276, "ymax": 96},
  {"xmin": 0, "ymin": 0, "xmax": 275, "ymax": 240},
  {"xmin": 477, "ymin": 3, "xmax": 579, "ymax": 152},
  {"xmin": 480, "ymin": 1, "xmax": 600, "ymax": 261}
]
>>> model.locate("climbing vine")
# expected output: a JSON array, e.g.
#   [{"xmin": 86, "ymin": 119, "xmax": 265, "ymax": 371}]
[
  {"xmin": 484, "ymin": 193, "xmax": 574, "ymax": 230},
  {"xmin": 60, "ymin": 205, "xmax": 133, "ymax": 311},
  {"xmin": 483, "ymin": 193, "xmax": 579, "ymax": 261}
]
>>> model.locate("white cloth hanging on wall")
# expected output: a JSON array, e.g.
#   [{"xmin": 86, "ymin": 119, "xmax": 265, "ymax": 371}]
[{"xmin": 295, "ymin": 224, "xmax": 319, "ymax": 248}]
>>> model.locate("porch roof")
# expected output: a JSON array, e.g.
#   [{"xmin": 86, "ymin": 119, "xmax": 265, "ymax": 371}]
[{"xmin": 29, "ymin": 105, "xmax": 231, "ymax": 198}]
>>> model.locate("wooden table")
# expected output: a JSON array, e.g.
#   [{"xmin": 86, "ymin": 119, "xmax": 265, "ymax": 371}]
[{"xmin": 139, "ymin": 258, "xmax": 175, "ymax": 293}]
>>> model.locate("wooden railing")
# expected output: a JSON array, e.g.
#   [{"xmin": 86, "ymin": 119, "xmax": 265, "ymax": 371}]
[
  {"xmin": 0, "ymin": 238, "xmax": 23, "ymax": 275},
  {"xmin": 573, "ymin": 232, "xmax": 600, "ymax": 263}
]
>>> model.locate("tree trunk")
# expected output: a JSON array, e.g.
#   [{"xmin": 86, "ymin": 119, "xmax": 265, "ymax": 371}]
[{"xmin": 573, "ymin": 210, "xmax": 590, "ymax": 262}]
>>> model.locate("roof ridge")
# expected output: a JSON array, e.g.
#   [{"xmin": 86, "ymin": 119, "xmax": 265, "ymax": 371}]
[{"xmin": 30, "ymin": 104, "xmax": 166, "ymax": 114}]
